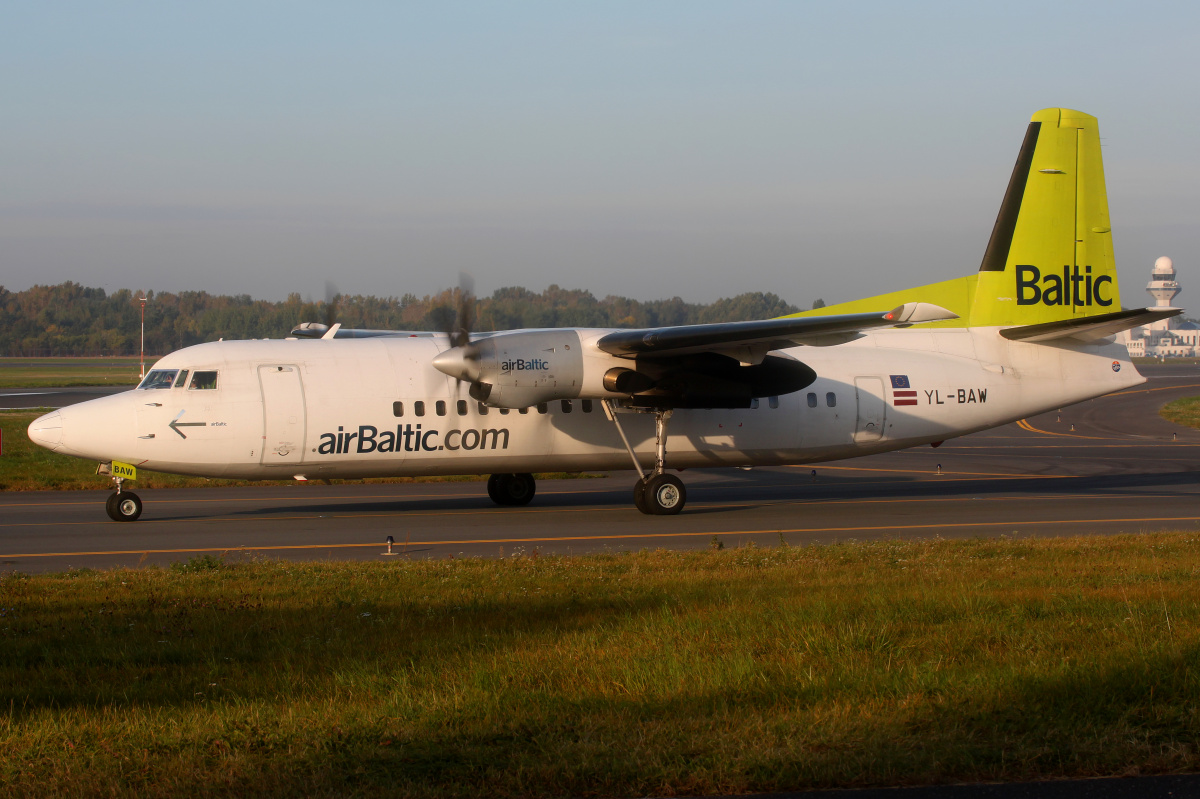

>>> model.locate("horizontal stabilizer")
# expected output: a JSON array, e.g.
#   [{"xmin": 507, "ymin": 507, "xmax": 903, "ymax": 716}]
[
  {"xmin": 290, "ymin": 322, "xmax": 438, "ymax": 339},
  {"xmin": 999, "ymin": 307, "xmax": 1182, "ymax": 343},
  {"xmin": 596, "ymin": 303, "xmax": 958, "ymax": 360}
]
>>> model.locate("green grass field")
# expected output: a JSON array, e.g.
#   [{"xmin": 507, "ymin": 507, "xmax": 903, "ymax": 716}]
[
  {"xmin": 0, "ymin": 357, "xmax": 144, "ymax": 388},
  {"xmin": 1161, "ymin": 396, "xmax": 1200, "ymax": 430},
  {"xmin": 2, "ymin": 536, "xmax": 1199, "ymax": 797}
]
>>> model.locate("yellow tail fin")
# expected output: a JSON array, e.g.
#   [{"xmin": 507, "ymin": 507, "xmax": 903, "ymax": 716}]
[
  {"xmin": 787, "ymin": 108, "xmax": 1121, "ymax": 328},
  {"xmin": 971, "ymin": 108, "xmax": 1120, "ymax": 326}
]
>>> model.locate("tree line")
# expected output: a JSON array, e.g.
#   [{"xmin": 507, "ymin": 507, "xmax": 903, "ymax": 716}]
[{"xmin": 0, "ymin": 282, "xmax": 819, "ymax": 357}]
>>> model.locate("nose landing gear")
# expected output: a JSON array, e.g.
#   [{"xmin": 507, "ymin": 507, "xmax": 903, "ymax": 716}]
[{"xmin": 105, "ymin": 478, "xmax": 143, "ymax": 522}]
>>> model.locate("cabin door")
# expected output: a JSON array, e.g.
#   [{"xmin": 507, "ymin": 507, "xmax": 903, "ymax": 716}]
[
  {"xmin": 853, "ymin": 377, "xmax": 886, "ymax": 443},
  {"xmin": 259, "ymin": 365, "xmax": 306, "ymax": 465}
]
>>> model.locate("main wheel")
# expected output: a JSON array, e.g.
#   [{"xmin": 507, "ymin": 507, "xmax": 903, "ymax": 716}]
[
  {"xmin": 487, "ymin": 473, "xmax": 536, "ymax": 506},
  {"xmin": 642, "ymin": 474, "xmax": 686, "ymax": 515},
  {"xmin": 106, "ymin": 491, "xmax": 143, "ymax": 522},
  {"xmin": 486, "ymin": 473, "xmax": 506, "ymax": 505},
  {"xmin": 633, "ymin": 477, "xmax": 649, "ymax": 514},
  {"xmin": 504, "ymin": 473, "xmax": 536, "ymax": 506}
]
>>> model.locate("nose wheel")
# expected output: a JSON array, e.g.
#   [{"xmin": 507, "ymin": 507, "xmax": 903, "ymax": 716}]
[{"xmin": 106, "ymin": 489, "xmax": 143, "ymax": 522}]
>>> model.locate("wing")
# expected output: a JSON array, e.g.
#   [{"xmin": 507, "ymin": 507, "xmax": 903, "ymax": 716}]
[{"xmin": 595, "ymin": 302, "xmax": 957, "ymax": 363}]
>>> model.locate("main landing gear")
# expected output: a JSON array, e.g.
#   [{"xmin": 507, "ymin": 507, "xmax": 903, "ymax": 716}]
[
  {"xmin": 105, "ymin": 478, "xmax": 143, "ymax": 522},
  {"xmin": 487, "ymin": 473, "xmax": 537, "ymax": 506},
  {"xmin": 606, "ymin": 402, "xmax": 687, "ymax": 515}
]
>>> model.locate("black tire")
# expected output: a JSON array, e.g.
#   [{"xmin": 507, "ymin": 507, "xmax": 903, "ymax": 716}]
[
  {"xmin": 486, "ymin": 473, "xmax": 506, "ymax": 505},
  {"xmin": 643, "ymin": 474, "xmax": 686, "ymax": 515},
  {"xmin": 107, "ymin": 491, "xmax": 143, "ymax": 522},
  {"xmin": 504, "ymin": 473, "xmax": 536, "ymax": 506},
  {"xmin": 488, "ymin": 473, "xmax": 536, "ymax": 506},
  {"xmin": 633, "ymin": 477, "xmax": 649, "ymax": 514},
  {"xmin": 105, "ymin": 492, "xmax": 121, "ymax": 521}
]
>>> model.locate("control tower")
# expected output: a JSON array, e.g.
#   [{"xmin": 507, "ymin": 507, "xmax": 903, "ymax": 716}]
[{"xmin": 1146, "ymin": 256, "xmax": 1180, "ymax": 334}]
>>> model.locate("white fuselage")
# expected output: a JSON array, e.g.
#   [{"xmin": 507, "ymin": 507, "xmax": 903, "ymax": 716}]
[{"xmin": 31, "ymin": 328, "xmax": 1142, "ymax": 480}]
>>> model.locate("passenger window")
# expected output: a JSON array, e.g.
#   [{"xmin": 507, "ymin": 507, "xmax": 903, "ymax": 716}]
[
  {"xmin": 457, "ymin": 400, "xmax": 468, "ymax": 416},
  {"xmin": 536, "ymin": 403, "xmax": 548, "ymax": 414},
  {"xmin": 561, "ymin": 400, "xmax": 572, "ymax": 413},
  {"xmin": 478, "ymin": 402, "xmax": 489, "ymax": 415},
  {"xmin": 436, "ymin": 400, "xmax": 447, "ymax": 416},
  {"xmin": 393, "ymin": 401, "xmax": 404, "ymax": 417},
  {"xmin": 582, "ymin": 399, "xmax": 593, "ymax": 413},
  {"xmin": 768, "ymin": 396, "xmax": 779, "ymax": 409},
  {"xmin": 826, "ymin": 392, "xmax": 837, "ymax": 407},
  {"xmin": 750, "ymin": 398, "xmax": 760, "ymax": 409},
  {"xmin": 518, "ymin": 408, "xmax": 528, "ymax": 415},
  {"xmin": 137, "ymin": 370, "xmax": 178, "ymax": 390},
  {"xmin": 500, "ymin": 407, "xmax": 510, "ymax": 415},
  {"xmin": 807, "ymin": 393, "xmax": 817, "ymax": 408},
  {"xmin": 188, "ymin": 371, "xmax": 218, "ymax": 390},
  {"xmin": 173, "ymin": 369, "xmax": 189, "ymax": 388},
  {"xmin": 414, "ymin": 401, "xmax": 426, "ymax": 417}
]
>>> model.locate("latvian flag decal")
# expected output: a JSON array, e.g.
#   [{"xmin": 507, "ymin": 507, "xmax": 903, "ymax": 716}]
[{"xmin": 891, "ymin": 375, "xmax": 918, "ymax": 406}]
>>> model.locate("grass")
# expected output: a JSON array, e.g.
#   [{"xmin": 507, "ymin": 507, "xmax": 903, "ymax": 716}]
[
  {"xmin": 1, "ymin": 535, "xmax": 1198, "ymax": 797},
  {"xmin": 0, "ymin": 410, "xmax": 599, "ymax": 490},
  {"xmin": 1161, "ymin": 397, "xmax": 1200, "ymax": 430},
  {"xmin": 0, "ymin": 357, "xmax": 144, "ymax": 388}
]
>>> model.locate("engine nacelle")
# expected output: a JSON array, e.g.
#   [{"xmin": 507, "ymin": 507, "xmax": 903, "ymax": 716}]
[
  {"xmin": 432, "ymin": 328, "xmax": 817, "ymax": 409},
  {"xmin": 433, "ymin": 330, "xmax": 609, "ymax": 408}
]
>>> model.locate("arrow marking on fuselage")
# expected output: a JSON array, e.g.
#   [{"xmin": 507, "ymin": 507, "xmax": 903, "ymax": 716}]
[{"xmin": 169, "ymin": 410, "xmax": 207, "ymax": 439}]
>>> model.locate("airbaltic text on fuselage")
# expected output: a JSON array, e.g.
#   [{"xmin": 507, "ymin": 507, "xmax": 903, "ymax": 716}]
[
  {"xmin": 1016, "ymin": 265, "xmax": 1113, "ymax": 307},
  {"xmin": 317, "ymin": 425, "xmax": 511, "ymax": 455}
]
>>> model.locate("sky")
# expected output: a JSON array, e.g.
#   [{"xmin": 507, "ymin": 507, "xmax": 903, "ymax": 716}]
[{"xmin": 3, "ymin": 1, "xmax": 1198, "ymax": 310}]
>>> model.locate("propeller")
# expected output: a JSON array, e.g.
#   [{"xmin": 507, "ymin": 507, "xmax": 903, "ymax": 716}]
[
  {"xmin": 288, "ymin": 282, "xmax": 342, "ymax": 338},
  {"xmin": 324, "ymin": 281, "xmax": 340, "ymax": 329},
  {"xmin": 432, "ymin": 273, "xmax": 492, "ymax": 401},
  {"xmin": 319, "ymin": 281, "xmax": 342, "ymax": 339}
]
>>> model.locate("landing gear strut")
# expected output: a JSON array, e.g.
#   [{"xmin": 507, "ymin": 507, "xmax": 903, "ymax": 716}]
[
  {"xmin": 487, "ymin": 473, "xmax": 536, "ymax": 506},
  {"xmin": 606, "ymin": 402, "xmax": 687, "ymax": 515},
  {"xmin": 105, "ymin": 477, "xmax": 143, "ymax": 522}
]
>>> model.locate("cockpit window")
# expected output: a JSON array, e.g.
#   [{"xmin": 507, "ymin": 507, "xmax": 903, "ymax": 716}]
[
  {"xmin": 137, "ymin": 370, "xmax": 179, "ymax": 390},
  {"xmin": 173, "ymin": 369, "xmax": 190, "ymax": 388},
  {"xmin": 188, "ymin": 371, "xmax": 218, "ymax": 390}
]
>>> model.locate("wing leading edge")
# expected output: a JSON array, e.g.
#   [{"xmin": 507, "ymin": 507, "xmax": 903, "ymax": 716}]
[{"xmin": 594, "ymin": 302, "xmax": 957, "ymax": 362}]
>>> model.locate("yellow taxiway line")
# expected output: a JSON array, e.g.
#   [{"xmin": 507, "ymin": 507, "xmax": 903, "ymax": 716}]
[
  {"xmin": 1110, "ymin": 382, "xmax": 1200, "ymax": 396},
  {"xmin": 1015, "ymin": 418, "xmax": 1110, "ymax": 439},
  {"xmin": 7, "ymin": 513, "xmax": 1200, "ymax": 560},
  {"xmin": 0, "ymin": 490, "xmax": 1173, "ymax": 536}
]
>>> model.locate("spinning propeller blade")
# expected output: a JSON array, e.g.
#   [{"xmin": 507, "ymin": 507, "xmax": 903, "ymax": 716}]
[{"xmin": 433, "ymin": 274, "xmax": 491, "ymax": 402}]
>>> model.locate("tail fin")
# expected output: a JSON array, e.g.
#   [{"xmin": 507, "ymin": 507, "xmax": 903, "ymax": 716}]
[
  {"xmin": 970, "ymin": 108, "xmax": 1120, "ymax": 326},
  {"xmin": 786, "ymin": 108, "xmax": 1122, "ymax": 329}
]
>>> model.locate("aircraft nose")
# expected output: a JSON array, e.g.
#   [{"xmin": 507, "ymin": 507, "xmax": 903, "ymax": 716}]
[{"xmin": 27, "ymin": 410, "xmax": 64, "ymax": 450}]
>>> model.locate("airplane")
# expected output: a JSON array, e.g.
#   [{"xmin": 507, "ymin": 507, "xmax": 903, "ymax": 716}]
[{"xmin": 27, "ymin": 108, "xmax": 1180, "ymax": 522}]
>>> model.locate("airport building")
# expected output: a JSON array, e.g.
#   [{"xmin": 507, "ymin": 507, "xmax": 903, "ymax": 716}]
[{"xmin": 1118, "ymin": 257, "xmax": 1200, "ymax": 358}]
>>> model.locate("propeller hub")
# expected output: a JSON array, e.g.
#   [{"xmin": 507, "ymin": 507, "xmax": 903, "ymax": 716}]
[{"xmin": 432, "ymin": 346, "xmax": 482, "ymax": 383}]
